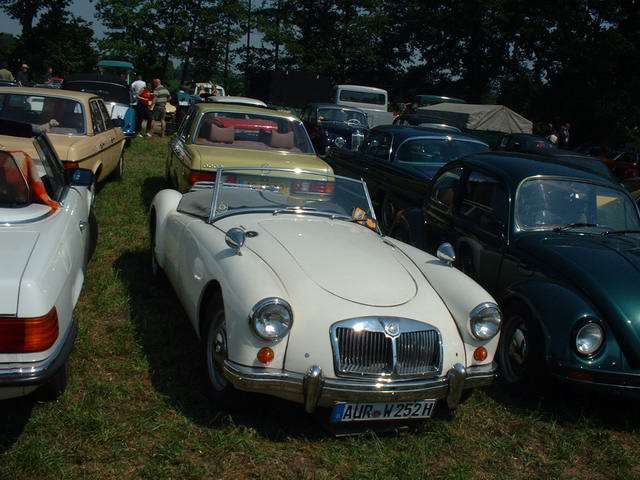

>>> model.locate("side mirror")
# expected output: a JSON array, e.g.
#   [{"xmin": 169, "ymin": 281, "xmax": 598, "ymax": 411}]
[
  {"xmin": 225, "ymin": 227, "xmax": 245, "ymax": 254},
  {"xmin": 112, "ymin": 118, "xmax": 124, "ymax": 128},
  {"xmin": 437, "ymin": 242, "xmax": 456, "ymax": 266},
  {"xmin": 66, "ymin": 168, "xmax": 94, "ymax": 187}
]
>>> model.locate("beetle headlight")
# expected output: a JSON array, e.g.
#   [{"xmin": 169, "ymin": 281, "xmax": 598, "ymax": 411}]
[
  {"xmin": 469, "ymin": 303, "xmax": 501, "ymax": 340},
  {"xmin": 575, "ymin": 322, "xmax": 603, "ymax": 356},
  {"xmin": 250, "ymin": 298, "xmax": 293, "ymax": 341}
]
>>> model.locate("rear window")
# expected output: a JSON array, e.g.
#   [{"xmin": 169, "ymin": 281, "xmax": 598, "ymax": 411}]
[
  {"xmin": 396, "ymin": 139, "xmax": 488, "ymax": 164},
  {"xmin": 0, "ymin": 151, "xmax": 29, "ymax": 206},
  {"xmin": 339, "ymin": 90, "xmax": 386, "ymax": 106},
  {"xmin": 195, "ymin": 111, "xmax": 314, "ymax": 154},
  {"xmin": 0, "ymin": 94, "xmax": 85, "ymax": 134},
  {"xmin": 64, "ymin": 82, "xmax": 130, "ymax": 105}
]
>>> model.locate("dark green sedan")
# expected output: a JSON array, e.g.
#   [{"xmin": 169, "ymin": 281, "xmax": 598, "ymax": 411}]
[{"xmin": 392, "ymin": 152, "xmax": 640, "ymax": 392}]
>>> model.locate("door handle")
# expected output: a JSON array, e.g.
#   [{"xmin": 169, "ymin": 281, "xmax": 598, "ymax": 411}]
[{"xmin": 79, "ymin": 221, "xmax": 88, "ymax": 233}]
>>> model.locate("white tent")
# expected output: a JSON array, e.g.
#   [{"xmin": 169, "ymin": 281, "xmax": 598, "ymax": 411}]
[{"xmin": 418, "ymin": 103, "xmax": 533, "ymax": 134}]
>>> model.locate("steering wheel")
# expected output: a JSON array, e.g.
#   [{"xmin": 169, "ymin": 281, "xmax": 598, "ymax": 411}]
[{"xmin": 346, "ymin": 118, "xmax": 362, "ymax": 127}]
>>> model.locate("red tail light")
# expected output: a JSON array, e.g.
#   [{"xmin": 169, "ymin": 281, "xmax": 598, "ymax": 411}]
[
  {"xmin": 188, "ymin": 170, "xmax": 217, "ymax": 185},
  {"xmin": 0, "ymin": 307, "xmax": 59, "ymax": 353},
  {"xmin": 291, "ymin": 180, "xmax": 334, "ymax": 194},
  {"xmin": 62, "ymin": 161, "xmax": 78, "ymax": 170}
]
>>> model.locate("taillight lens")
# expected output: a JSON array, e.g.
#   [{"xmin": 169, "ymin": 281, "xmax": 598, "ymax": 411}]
[
  {"xmin": 291, "ymin": 179, "xmax": 334, "ymax": 194},
  {"xmin": 189, "ymin": 170, "xmax": 216, "ymax": 185},
  {"xmin": 63, "ymin": 162, "xmax": 78, "ymax": 170},
  {"xmin": 0, "ymin": 307, "xmax": 59, "ymax": 353}
]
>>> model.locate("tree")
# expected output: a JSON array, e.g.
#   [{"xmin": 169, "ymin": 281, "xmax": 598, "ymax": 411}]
[{"xmin": 0, "ymin": 0, "xmax": 69, "ymax": 34}]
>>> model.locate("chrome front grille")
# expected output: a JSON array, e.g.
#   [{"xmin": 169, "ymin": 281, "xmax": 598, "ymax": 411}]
[
  {"xmin": 351, "ymin": 132, "xmax": 365, "ymax": 151},
  {"xmin": 331, "ymin": 318, "xmax": 442, "ymax": 378}
]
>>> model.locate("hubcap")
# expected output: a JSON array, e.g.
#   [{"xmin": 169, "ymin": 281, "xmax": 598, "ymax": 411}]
[
  {"xmin": 207, "ymin": 314, "xmax": 228, "ymax": 391},
  {"xmin": 509, "ymin": 326, "xmax": 528, "ymax": 366}
]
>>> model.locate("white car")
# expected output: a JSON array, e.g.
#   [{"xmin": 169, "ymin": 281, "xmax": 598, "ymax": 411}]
[
  {"xmin": 0, "ymin": 126, "xmax": 95, "ymax": 401},
  {"xmin": 149, "ymin": 167, "xmax": 500, "ymax": 424}
]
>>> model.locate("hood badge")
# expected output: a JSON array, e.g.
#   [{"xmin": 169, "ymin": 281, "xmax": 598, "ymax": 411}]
[{"xmin": 384, "ymin": 322, "xmax": 400, "ymax": 337}]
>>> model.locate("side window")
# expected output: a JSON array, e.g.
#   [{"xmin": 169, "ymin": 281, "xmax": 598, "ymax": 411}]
[
  {"xmin": 179, "ymin": 109, "xmax": 197, "ymax": 142},
  {"xmin": 458, "ymin": 170, "xmax": 508, "ymax": 236},
  {"xmin": 97, "ymin": 100, "xmax": 113, "ymax": 130},
  {"xmin": 498, "ymin": 136, "xmax": 508, "ymax": 149},
  {"xmin": 364, "ymin": 131, "xmax": 391, "ymax": 161},
  {"xmin": 430, "ymin": 167, "xmax": 463, "ymax": 211},
  {"xmin": 89, "ymin": 100, "xmax": 106, "ymax": 134}
]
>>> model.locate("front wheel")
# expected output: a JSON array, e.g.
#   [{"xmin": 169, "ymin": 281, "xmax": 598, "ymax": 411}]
[
  {"xmin": 112, "ymin": 151, "xmax": 125, "ymax": 181},
  {"xmin": 203, "ymin": 301, "xmax": 237, "ymax": 409}
]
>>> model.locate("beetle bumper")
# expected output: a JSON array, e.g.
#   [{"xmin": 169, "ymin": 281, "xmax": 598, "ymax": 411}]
[
  {"xmin": 553, "ymin": 364, "xmax": 640, "ymax": 396},
  {"xmin": 223, "ymin": 360, "xmax": 496, "ymax": 413}
]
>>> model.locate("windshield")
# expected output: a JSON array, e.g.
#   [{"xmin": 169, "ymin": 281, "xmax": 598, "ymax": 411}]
[
  {"xmin": 65, "ymin": 82, "xmax": 130, "ymax": 105},
  {"xmin": 515, "ymin": 178, "xmax": 640, "ymax": 232},
  {"xmin": 339, "ymin": 90, "xmax": 386, "ymax": 106},
  {"xmin": 0, "ymin": 151, "xmax": 29, "ymax": 206},
  {"xmin": 0, "ymin": 94, "xmax": 85, "ymax": 135},
  {"xmin": 177, "ymin": 168, "xmax": 377, "ymax": 227},
  {"xmin": 195, "ymin": 111, "xmax": 314, "ymax": 154},
  {"xmin": 396, "ymin": 138, "xmax": 488, "ymax": 165},
  {"xmin": 318, "ymin": 108, "xmax": 366, "ymax": 126}
]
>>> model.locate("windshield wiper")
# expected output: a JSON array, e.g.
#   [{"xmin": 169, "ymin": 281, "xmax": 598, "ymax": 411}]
[
  {"xmin": 603, "ymin": 229, "xmax": 640, "ymax": 236},
  {"xmin": 552, "ymin": 223, "xmax": 600, "ymax": 232}
]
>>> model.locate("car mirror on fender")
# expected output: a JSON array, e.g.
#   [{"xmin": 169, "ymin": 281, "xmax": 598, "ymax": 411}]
[
  {"xmin": 437, "ymin": 243, "xmax": 456, "ymax": 266},
  {"xmin": 65, "ymin": 168, "xmax": 94, "ymax": 187}
]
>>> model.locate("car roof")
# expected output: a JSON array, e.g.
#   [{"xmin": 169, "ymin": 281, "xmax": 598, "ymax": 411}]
[
  {"xmin": 307, "ymin": 103, "xmax": 366, "ymax": 112},
  {"xmin": 97, "ymin": 60, "xmax": 134, "ymax": 69},
  {"xmin": 458, "ymin": 152, "xmax": 619, "ymax": 187},
  {"xmin": 194, "ymin": 102, "xmax": 299, "ymax": 120},
  {"xmin": 374, "ymin": 124, "xmax": 487, "ymax": 144},
  {"xmin": 336, "ymin": 84, "xmax": 387, "ymax": 94},
  {"xmin": 63, "ymin": 73, "xmax": 128, "ymax": 87},
  {"xmin": 0, "ymin": 86, "xmax": 97, "ymax": 101}
]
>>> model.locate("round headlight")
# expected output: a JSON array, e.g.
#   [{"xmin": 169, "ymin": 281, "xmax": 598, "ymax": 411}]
[
  {"xmin": 575, "ymin": 322, "xmax": 603, "ymax": 356},
  {"xmin": 250, "ymin": 298, "xmax": 293, "ymax": 341},
  {"xmin": 469, "ymin": 303, "xmax": 502, "ymax": 340},
  {"xmin": 333, "ymin": 136, "xmax": 346, "ymax": 148}
]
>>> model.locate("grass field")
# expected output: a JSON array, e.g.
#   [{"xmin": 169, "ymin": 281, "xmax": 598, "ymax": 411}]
[{"xmin": 2, "ymin": 138, "xmax": 640, "ymax": 480}]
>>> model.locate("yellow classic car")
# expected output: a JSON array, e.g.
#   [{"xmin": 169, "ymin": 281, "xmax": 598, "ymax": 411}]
[
  {"xmin": 166, "ymin": 103, "xmax": 333, "ymax": 192},
  {"xmin": 0, "ymin": 87, "xmax": 126, "ymax": 183}
]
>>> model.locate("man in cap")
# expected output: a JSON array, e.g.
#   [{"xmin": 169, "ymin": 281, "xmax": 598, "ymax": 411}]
[{"xmin": 15, "ymin": 64, "xmax": 29, "ymax": 85}]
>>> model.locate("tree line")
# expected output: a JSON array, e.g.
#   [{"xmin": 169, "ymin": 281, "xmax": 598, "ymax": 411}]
[{"xmin": 1, "ymin": 0, "xmax": 639, "ymax": 145}]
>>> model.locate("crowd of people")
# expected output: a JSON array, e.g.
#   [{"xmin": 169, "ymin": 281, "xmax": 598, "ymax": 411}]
[
  {"xmin": 131, "ymin": 75, "xmax": 172, "ymax": 137},
  {"xmin": 0, "ymin": 62, "xmax": 58, "ymax": 85}
]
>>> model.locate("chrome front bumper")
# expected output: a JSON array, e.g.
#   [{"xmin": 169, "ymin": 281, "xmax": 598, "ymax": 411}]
[{"xmin": 223, "ymin": 360, "xmax": 496, "ymax": 413}]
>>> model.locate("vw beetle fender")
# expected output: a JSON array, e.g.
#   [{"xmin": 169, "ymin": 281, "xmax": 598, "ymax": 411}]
[
  {"xmin": 501, "ymin": 280, "xmax": 619, "ymax": 366},
  {"xmin": 150, "ymin": 189, "xmax": 182, "ymax": 269}
]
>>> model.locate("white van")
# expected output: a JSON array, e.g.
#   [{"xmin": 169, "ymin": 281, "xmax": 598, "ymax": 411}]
[{"xmin": 334, "ymin": 85, "xmax": 395, "ymax": 127}]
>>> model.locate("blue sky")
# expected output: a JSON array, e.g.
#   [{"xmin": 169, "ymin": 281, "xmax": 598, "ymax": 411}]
[{"xmin": 0, "ymin": 0, "xmax": 104, "ymax": 36}]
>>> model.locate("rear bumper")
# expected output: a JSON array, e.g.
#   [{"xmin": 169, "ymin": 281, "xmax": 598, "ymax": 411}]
[
  {"xmin": 223, "ymin": 360, "xmax": 496, "ymax": 413},
  {"xmin": 553, "ymin": 364, "xmax": 640, "ymax": 395},
  {"xmin": 0, "ymin": 320, "xmax": 77, "ymax": 388}
]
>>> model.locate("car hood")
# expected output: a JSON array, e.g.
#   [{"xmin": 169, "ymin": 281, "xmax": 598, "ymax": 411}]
[
  {"xmin": 0, "ymin": 229, "xmax": 39, "ymax": 315},
  {"xmin": 253, "ymin": 217, "xmax": 418, "ymax": 306},
  {"xmin": 517, "ymin": 232, "xmax": 640, "ymax": 364}
]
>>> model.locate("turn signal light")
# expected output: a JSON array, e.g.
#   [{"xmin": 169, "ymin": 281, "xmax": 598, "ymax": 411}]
[
  {"xmin": 257, "ymin": 347, "xmax": 275, "ymax": 364},
  {"xmin": 0, "ymin": 307, "xmax": 59, "ymax": 353},
  {"xmin": 473, "ymin": 346, "xmax": 488, "ymax": 362},
  {"xmin": 188, "ymin": 170, "xmax": 216, "ymax": 185}
]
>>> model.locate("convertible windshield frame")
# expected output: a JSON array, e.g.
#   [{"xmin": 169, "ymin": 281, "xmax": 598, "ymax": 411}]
[
  {"xmin": 514, "ymin": 175, "xmax": 640, "ymax": 233},
  {"xmin": 206, "ymin": 167, "xmax": 379, "ymax": 232}
]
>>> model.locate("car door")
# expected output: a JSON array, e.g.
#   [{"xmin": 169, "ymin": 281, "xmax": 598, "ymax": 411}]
[
  {"xmin": 88, "ymin": 99, "xmax": 111, "ymax": 180},
  {"xmin": 97, "ymin": 98, "xmax": 124, "ymax": 170},
  {"xmin": 450, "ymin": 168, "xmax": 509, "ymax": 294},
  {"xmin": 358, "ymin": 130, "xmax": 393, "ymax": 201},
  {"xmin": 423, "ymin": 165, "xmax": 464, "ymax": 253}
]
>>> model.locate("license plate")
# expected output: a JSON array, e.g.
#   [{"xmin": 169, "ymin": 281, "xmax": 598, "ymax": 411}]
[{"xmin": 330, "ymin": 400, "xmax": 436, "ymax": 423}]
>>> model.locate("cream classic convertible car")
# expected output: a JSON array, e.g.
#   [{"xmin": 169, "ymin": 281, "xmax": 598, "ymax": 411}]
[
  {"xmin": 150, "ymin": 168, "xmax": 500, "ymax": 423},
  {"xmin": 0, "ymin": 87, "xmax": 126, "ymax": 184},
  {"xmin": 0, "ymin": 122, "xmax": 95, "ymax": 400}
]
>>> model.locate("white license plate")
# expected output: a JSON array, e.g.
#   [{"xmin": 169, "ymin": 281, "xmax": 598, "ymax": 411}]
[{"xmin": 330, "ymin": 400, "xmax": 436, "ymax": 423}]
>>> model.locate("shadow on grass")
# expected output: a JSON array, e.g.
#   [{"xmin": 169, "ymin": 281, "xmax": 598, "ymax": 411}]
[
  {"xmin": 487, "ymin": 379, "xmax": 640, "ymax": 431},
  {"xmin": 0, "ymin": 398, "xmax": 34, "ymax": 453},
  {"xmin": 141, "ymin": 176, "xmax": 170, "ymax": 213},
  {"xmin": 114, "ymin": 250, "xmax": 326, "ymax": 441}
]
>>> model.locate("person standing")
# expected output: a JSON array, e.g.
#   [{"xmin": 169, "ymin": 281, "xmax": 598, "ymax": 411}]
[
  {"xmin": 131, "ymin": 74, "xmax": 145, "ymax": 96},
  {"xmin": 559, "ymin": 123, "xmax": 571, "ymax": 149},
  {"xmin": 43, "ymin": 66, "xmax": 53, "ymax": 83},
  {"xmin": 152, "ymin": 78, "xmax": 171, "ymax": 137},
  {"xmin": 0, "ymin": 62, "xmax": 14, "ymax": 81},
  {"xmin": 137, "ymin": 83, "xmax": 155, "ymax": 138},
  {"xmin": 15, "ymin": 64, "xmax": 29, "ymax": 84}
]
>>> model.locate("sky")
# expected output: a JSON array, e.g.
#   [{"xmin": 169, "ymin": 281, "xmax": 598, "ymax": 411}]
[{"xmin": 0, "ymin": 1, "xmax": 105, "ymax": 36}]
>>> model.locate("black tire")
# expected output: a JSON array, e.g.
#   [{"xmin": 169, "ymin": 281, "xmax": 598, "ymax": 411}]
[
  {"xmin": 88, "ymin": 208, "xmax": 98, "ymax": 262},
  {"xmin": 36, "ymin": 361, "xmax": 69, "ymax": 401},
  {"xmin": 149, "ymin": 212, "xmax": 166, "ymax": 284},
  {"xmin": 381, "ymin": 195, "xmax": 396, "ymax": 233},
  {"xmin": 111, "ymin": 151, "xmax": 124, "ymax": 181},
  {"xmin": 202, "ymin": 299, "xmax": 238, "ymax": 409},
  {"xmin": 497, "ymin": 304, "xmax": 545, "ymax": 389}
]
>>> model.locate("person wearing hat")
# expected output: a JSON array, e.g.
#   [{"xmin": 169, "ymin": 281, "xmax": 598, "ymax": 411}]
[
  {"xmin": 16, "ymin": 64, "xmax": 29, "ymax": 85},
  {"xmin": 0, "ymin": 62, "xmax": 14, "ymax": 81}
]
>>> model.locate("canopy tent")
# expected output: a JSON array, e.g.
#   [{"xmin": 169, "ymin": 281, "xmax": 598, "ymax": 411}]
[{"xmin": 418, "ymin": 103, "xmax": 533, "ymax": 134}]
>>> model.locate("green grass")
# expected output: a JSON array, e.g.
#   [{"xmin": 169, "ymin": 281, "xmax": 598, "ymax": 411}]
[{"xmin": 2, "ymin": 138, "xmax": 640, "ymax": 479}]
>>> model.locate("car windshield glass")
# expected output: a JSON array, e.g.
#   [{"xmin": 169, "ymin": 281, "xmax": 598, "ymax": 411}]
[
  {"xmin": 515, "ymin": 178, "xmax": 640, "ymax": 232},
  {"xmin": 65, "ymin": 82, "xmax": 130, "ymax": 104},
  {"xmin": 0, "ymin": 94, "xmax": 85, "ymax": 135},
  {"xmin": 396, "ymin": 138, "xmax": 488, "ymax": 165},
  {"xmin": 0, "ymin": 151, "xmax": 29, "ymax": 206},
  {"xmin": 318, "ymin": 108, "xmax": 366, "ymax": 125},
  {"xmin": 178, "ymin": 168, "xmax": 376, "ymax": 225},
  {"xmin": 195, "ymin": 111, "xmax": 314, "ymax": 154},
  {"xmin": 339, "ymin": 90, "xmax": 386, "ymax": 105}
]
